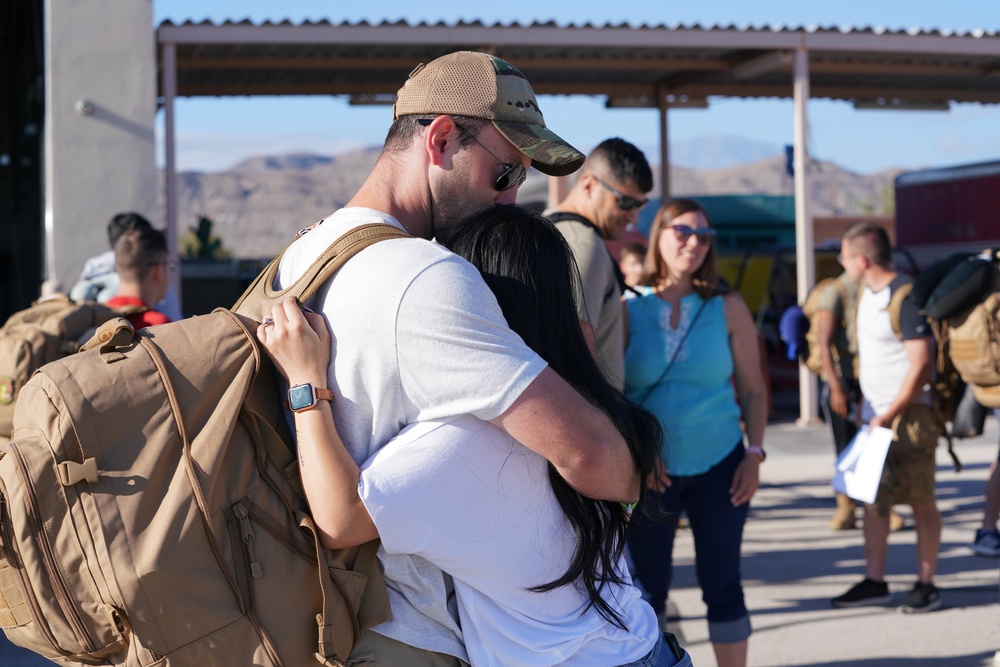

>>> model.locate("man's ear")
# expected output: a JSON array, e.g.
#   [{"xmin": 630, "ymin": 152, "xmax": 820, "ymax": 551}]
[
  {"xmin": 423, "ymin": 115, "xmax": 460, "ymax": 167},
  {"xmin": 579, "ymin": 172, "xmax": 598, "ymax": 198}
]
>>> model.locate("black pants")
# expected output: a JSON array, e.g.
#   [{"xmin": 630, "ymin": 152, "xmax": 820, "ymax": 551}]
[{"xmin": 821, "ymin": 380, "xmax": 861, "ymax": 457}]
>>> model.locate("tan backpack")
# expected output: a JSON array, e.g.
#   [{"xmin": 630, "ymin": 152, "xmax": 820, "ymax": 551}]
[
  {"xmin": 0, "ymin": 223, "xmax": 404, "ymax": 666},
  {"xmin": 802, "ymin": 277, "xmax": 856, "ymax": 378},
  {"xmin": 0, "ymin": 294, "xmax": 139, "ymax": 443},
  {"xmin": 885, "ymin": 281, "xmax": 962, "ymax": 471},
  {"xmin": 939, "ymin": 290, "xmax": 1000, "ymax": 408}
]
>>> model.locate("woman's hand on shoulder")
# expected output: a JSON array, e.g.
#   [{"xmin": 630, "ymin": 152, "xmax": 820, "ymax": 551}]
[{"xmin": 256, "ymin": 297, "xmax": 331, "ymax": 385}]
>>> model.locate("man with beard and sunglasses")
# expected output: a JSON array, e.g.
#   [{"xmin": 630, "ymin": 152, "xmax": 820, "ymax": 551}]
[
  {"xmin": 549, "ymin": 138, "xmax": 653, "ymax": 389},
  {"xmin": 271, "ymin": 51, "xmax": 642, "ymax": 666}
]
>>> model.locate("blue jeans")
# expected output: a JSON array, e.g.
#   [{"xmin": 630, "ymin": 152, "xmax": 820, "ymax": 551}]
[
  {"xmin": 627, "ymin": 442, "xmax": 751, "ymax": 644},
  {"xmin": 617, "ymin": 632, "xmax": 693, "ymax": 667}
]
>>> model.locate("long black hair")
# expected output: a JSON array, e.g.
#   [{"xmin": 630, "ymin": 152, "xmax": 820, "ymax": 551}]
[{"xmin": 447, "ymin": 205, "xmax": 664, "ymax": 629}]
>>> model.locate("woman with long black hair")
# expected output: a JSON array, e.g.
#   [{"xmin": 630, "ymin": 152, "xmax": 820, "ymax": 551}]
[{"xmin": 258, "ymin": 205, "xmax": 690, "ymax": 666}]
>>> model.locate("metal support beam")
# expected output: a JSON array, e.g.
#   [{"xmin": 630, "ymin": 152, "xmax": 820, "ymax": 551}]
[
  {"xmin": 731, "ymin": 50, "xmax": 793, "ymax": 80},
  {"xmin": 162, "ymin": 42, "xmax": 182, "ymax": 314},
  {"xmin": 658, "ymin": 87, "xmax": 670, "ymax": 201},
  {"xmin": 793, "ymin": 41, "xmax": 819, "ymax": 425}
]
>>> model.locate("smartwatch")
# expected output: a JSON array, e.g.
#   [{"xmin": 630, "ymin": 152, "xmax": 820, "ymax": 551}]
[
  {"xmin": 746, "ymin": 445, "xmax": 766, "ymax": 462},
  {"xmin": 286, "ymin": 383, "xmax": 334, "ymax": 413}
]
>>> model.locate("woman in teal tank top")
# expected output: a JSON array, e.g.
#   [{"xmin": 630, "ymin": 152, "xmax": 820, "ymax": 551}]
[{"xmin": 624, "ymin": 199, "xmax": 768, "ymax": 667}]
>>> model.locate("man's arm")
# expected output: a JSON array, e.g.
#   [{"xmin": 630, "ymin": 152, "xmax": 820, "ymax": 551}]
[
  {"xmin": 489, "ymin": 366, "xmax": 639, "ymax": 503},
  {"xmin": 816, "ymin": 310, "xmax": 848, "ymax": 417},
  {"xmin": 725, "ymin": 293, "xmax": 767, "ymax": 505},
  {"xmin": 868, "ymin": 337, "xmax": 932, "ymax": 431},
  {"xmin": 400, "ymin": 256, "xmax": 638, "ymax": 503},
  {"xmin": 557, "ymin": 223, "xmax": 607, "ymax": 329}
]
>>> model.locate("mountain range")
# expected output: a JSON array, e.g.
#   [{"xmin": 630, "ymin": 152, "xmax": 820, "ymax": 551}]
[{"xmin": 156, "ymin": 147, "xmax": 903, "ymax": 259}]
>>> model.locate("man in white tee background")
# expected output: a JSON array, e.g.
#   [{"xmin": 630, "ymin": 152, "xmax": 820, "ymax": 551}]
[{"xmin": 831, "ymin": 221, "xmax": 943, "ymax": 614}]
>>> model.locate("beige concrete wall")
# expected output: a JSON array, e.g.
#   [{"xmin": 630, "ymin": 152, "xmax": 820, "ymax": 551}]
[{"xmin": 44, "ymin": 0, "xmax": 156, "ymax": 290}]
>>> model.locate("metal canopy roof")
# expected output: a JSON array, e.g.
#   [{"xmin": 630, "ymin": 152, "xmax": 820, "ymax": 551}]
[
  {"xmin": 156, "ymin": 18, "xmax": 1000, "ymax": 426},
  {"xmin": 157, "ymin": 20, "xmax": 1000, "ymax": 107}
]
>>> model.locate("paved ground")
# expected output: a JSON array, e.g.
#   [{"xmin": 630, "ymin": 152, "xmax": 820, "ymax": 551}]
[
  {"xmin": 666, "ymin": 413, "xmax": 1000, "ymax": 667},
  {"xmin": 3, "ymin": 409, "xmax": 999, "ymax": 666}
]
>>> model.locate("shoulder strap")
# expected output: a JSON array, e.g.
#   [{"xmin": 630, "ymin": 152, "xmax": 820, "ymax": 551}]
[
  {"xmin": 635, "ymin": 298, "xmax": 709, "ymax": 406},
  {"xmin": 547, "ymin": 211, "xmax": 639, "ymax": 297},
  {"xmin": 885, "ymin": 282, "xmax": 914, "ymax": 340},
  {"xmin": 547, "ymin": 211, "xmax": 594, "ymax": 228},
  {"xmin": 232, "ymin": 223, "xmax": 409, "ymax": 322},
  {"xmin": 832, "ymin": 278, "xmax": 848, "ymax": 310}
]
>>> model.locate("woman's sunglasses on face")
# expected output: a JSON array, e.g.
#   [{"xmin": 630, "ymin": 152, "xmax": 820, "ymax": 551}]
[{"xmin": 668, "ymin": 224, "xmax": 716, "ymax": 245}]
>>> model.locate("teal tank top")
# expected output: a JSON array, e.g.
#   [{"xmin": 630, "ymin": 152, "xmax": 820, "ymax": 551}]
[{"xmin": 624, "ymin": 292, "xmax": 744, "ymax": 476}]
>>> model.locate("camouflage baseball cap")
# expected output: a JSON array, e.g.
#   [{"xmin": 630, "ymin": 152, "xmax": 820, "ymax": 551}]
[{"xmin": 393, "ymin": 51, "xmax": 585, "ymax": 177}]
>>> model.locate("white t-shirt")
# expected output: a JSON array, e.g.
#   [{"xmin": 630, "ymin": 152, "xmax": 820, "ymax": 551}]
[
  {"xmin": 857, "ymin": 276, "xmax": 931, "ymax": 420},
  {"xmin": 359, "ymin": 416, "xmax": 658, "ymax": 667},
  {"xmin": 275, "ymin": 208, "xmax": 547, "ymax": 661}
]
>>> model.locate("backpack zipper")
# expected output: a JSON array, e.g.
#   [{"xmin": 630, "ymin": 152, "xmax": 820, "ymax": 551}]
[
  {"xmin": 233, "ymin": 502, "xmax": 262, "ymax": 579},
  {"xmin": 9, "ymin": 444, "xmax": 97, "ymax": 654},
  {"xmin": 230, "ymin": 500, "xmax": 285, "ymax": 667},
  {"xmin": 0, "ymin": 489, "xmax": 70, "ymax": 657}
]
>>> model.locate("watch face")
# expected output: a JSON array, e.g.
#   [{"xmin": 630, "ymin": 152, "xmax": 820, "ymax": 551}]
[{"xmin": 288, "ymin": 384, "xmax": 314, "ymax": 411}]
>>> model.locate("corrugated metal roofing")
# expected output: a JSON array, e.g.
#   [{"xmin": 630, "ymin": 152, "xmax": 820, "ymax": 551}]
[{"xmin": 156, "ymin": 20, "xmax": 1000, "ymax": 106}]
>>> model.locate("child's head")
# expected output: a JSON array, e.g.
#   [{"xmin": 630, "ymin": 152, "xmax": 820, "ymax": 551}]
[{"xmin": 619, "ymin": 243, "xmax": 647, "ymax": 287}]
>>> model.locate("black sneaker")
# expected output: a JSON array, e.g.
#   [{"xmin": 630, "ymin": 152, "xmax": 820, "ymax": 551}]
[
  {"xmin": 899, "ymin": 581, "xmax": 941, "ymax": 614},
  {"xmin": 831, "ymin": 578, "xmax": 892, "ymax": 608}
]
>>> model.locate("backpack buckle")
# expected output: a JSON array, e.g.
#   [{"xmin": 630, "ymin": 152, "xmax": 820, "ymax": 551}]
[{"xmin": 57, "ymin": 457, "xmax": 99, "ymax": 486}]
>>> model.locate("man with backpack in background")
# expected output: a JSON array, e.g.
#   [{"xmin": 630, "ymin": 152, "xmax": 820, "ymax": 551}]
[
  {"xmin": 831, "ymin": 221, "xmax": 944, "ymax": 614},
  {"xmin": 548, "ymin": 138, "xmax": 652, "ymax": 388},
  {"xmin": 813, "ymin": 267, "xmax": 863, "ymax": 529}
]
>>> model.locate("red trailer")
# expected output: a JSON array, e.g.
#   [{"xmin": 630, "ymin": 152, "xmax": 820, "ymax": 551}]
[{"xmin": 895, "ymin": 160, "xmax": 1000, "ymax": 269}]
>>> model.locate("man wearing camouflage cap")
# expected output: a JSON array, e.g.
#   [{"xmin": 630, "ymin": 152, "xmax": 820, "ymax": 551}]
[{"xmin": 272, "ymin": 51, "xmax": 640, "ymax": 665}]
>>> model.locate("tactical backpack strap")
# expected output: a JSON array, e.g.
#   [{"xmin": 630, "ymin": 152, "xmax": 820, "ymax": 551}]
[
  {"xmin": 885, "ymin": 282, "xmax": 914, "ymax": 340},
  {"xmin": 80, "ymin": 317, "xmax": 138, "ymax": 362},
  {"xmin": 885, "ymin": 283, "xmax": 961, "ymax": 470},
  {"xmin": 232, "ymin": 224, "xmax": 410, "ymax": 322},
  {"xmin": 298, "ymin": 513, "xmax": 381, "ymax": 667}
]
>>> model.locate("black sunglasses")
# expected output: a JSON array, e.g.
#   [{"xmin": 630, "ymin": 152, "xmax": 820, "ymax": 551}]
[
  {"xmin": 594, "ymin": 176, "xmax": 648, "ymax": 211},
  {"xmin": 668, "ymin": 224, "xmax": 716, "ymax": 245},
  {"xmin": 418, "ymin": 118, "xmax": 527, "ymax": 192}
]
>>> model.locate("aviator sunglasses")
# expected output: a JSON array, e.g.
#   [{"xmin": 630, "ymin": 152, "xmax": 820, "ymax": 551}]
[
  {"xmin": 668, "ymin": 223, "xmax": 716, "ymax": 245},
  {"xmin": 418, "ymin": 118, "xmax": 528, "ymax": 192},
  {"xmin": 594, "ymin": 176, "xmax": 648, "ymax": 211}
]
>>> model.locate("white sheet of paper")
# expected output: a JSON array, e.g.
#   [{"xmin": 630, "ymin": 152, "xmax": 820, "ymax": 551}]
[{"xmin": 832, "ymin": 426, "xmax": 894, "ymax": 504}]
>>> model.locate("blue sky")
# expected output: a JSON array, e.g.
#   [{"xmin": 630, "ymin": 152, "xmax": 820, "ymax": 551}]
[{"xmin": 153, "ymin": 1, "xmax": 1000, "ymax": 174}]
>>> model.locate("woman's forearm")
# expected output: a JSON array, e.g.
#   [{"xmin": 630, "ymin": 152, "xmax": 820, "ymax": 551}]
[
  {"xmin": 739, "ymin": 382, "xmax": 768, "ymax": 448},
  {"xmin": 293, "ymin": 406, "xmax": 379, "ymax": 550}
]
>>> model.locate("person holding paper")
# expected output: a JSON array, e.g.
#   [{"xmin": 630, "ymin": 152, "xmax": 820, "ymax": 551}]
[{"xmin": 830, "ymin": 221, "xmax": 943, "ymax": 614}]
